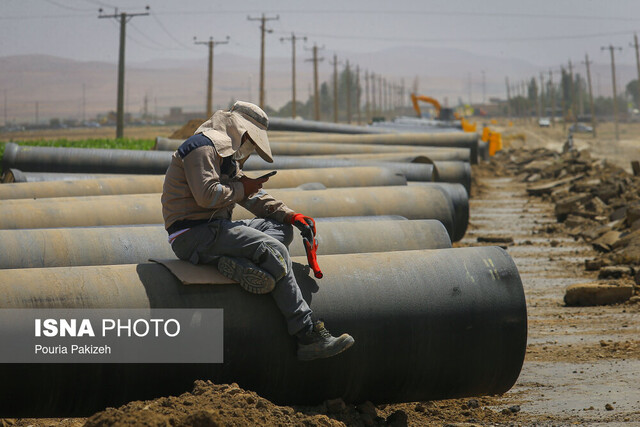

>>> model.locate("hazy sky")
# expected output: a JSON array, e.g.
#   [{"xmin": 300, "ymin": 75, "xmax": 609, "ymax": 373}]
[{"xmin": 3, "ymin": 0, "xmax": 640, "ymax": 67}]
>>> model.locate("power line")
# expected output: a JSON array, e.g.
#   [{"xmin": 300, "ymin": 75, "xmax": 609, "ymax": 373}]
[
  {"xmin": 283, "ymin": 28, "xmax": 640, "ymax": 44},
  {"xmin": 128, "ymin": 22, "xmax": 169, "ymax": 49},
  {"xmin": 150, "ymin": 13, "xmax": 199, "ymax": 52},
  {"xmin": 42, "ymin": 0, "xmax": 95, "ymax": 12},
  {"xmin": 82, "ymin": 0, "xmax": 116, "ymax": 8},
  {"xmin": 149, "ymin": 9, "xmax": 638, "ymax": 22}
]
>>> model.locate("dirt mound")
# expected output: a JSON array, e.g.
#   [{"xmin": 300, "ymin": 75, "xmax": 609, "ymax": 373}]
[
  {"xmin": 77, "ymin": 380, "xmax": 524, "ymax": 427},
  {"xmin": 169, "ymin": 119, "xmax": 206, "ymax": 140},
  {"xmin": 84, "ymin": 381, "xmax": 341, "ymax": 427}
]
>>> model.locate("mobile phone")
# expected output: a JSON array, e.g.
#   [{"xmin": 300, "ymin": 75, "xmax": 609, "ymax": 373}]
[{"xmin": 257, "ymin": 171, "xmax": 277, "ymax": 179}]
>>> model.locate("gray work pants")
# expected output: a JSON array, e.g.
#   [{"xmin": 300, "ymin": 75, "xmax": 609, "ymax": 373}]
[{"xmin": 170, "ymin": 218, "xmax": 313, "ymax": 335}]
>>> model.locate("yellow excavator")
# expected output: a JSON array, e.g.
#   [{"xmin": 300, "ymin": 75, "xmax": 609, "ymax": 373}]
[
  {"xmin": 410, "ymin": 93, "xmax": 481, "ymax": 134},
  {"xmin": 410, "ymin": 93, "xmax": 455, "ymax": 121}
]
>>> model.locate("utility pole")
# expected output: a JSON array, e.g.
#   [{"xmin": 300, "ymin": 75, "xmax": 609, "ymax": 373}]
[
  {"xmin": 631, "ymin": 33, "xmax": 640, "ymax": 112},
  {"xmin": 281, "ymin": 33, "xmax": 306, "ymax": 118},
  {"xmin": 364, "ymin": 70, "xmax": 370, "ymax": 122},
  {"xmin": 468, "ymin": 73, "xmax": 472, "ymax": 105},
  {"xmin": 378, "ymin": 75, "xmax": 383, "ymax": 116},
  {"xmin": 143, "ymin": 93, "xmax": 148, "ymax": 119},
  {"xmin": 400, "ymin": 79, "xmax": 406, "ymax": 114},
  {"xmin": 383, "ymin": 78, "xmax": 388, "ymax": 115},
  {"xmin": 194, "ymin": 36, "xmax": 229, "ymax": 117},
  {"xmin": 356, "ymin": 65, "xmax": 361, "ymax": 125},
  {"xmin": 539, "ymin": 72, "xmax": 545, "ymax": 117},
  {"xmin": 583, "ymin": 53, "xmax": 597, "ymax": 137},
  {"xmin": 3, "ymin": 89, "xmax": 7, "ymax": 127},
  {"xmin": 534, "ymin": 76, "xmax": 541, "ymax": 122},
  {"xmin": 481, "ymin": 70, "xmax": 486, "ymax": 104},
  {"xmin": 247, "ymin": 13, "xmax": 279, "ymax": 109},
  {"xmin": 505, "ymin": 77, "xmax": 511, "ymax": 121},
  {"xmin": 568, "ymin": 60, "xmax": 577, "ymax": 124},
  {"xmin": 345, "ymin": 60, "xmax": 352, "ymax": 123},
  {"xmin": 99, "ymin": 6, "xmax": 149, "ymax": 139},
  {"xmin": 35, "ymin": 101, "xmax": 39, "ymax": 125},
  {"xmin": 549, "ymin": 70, "xmax": 556, "ymax": 127},
  {"xmin": 305, "ymin": 44, "xmax": 323, "ymax": 121},
  {"xmin": 371, "ymin": 73, "xmax": 377, "ymax": 117},
  {"xmin": 602, "ymin": 44, "xmax": 622, "ymax": 140},
  {"xmin": 520, "ymin": 80, "xmax": 529, "ymax": 122},
  {"xmin": 329, "ymin": 54, "xmax": 339, "ymax": 122},
  {"xmin": 82, "ymin": 83, "xmax": 86, "ymax": 123}
]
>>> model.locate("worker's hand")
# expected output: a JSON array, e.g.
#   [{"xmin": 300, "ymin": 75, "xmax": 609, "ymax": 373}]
[
  {"xmin": 290, "ymin": 213, "xmax": 316, "ymax": 241},
  {"xmin": 239, "ymin": 175, "xmax": 268, "ymax": 196}
]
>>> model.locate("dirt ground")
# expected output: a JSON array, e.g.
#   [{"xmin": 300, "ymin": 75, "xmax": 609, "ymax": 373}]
[{"xmin": 2, "ymin": 121, "xmax": 640, "ymax": 426}]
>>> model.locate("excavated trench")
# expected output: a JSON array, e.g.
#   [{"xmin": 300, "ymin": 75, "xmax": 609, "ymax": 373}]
[{"xmin": 462, "ymin": 176, "xmax": 640, "ymax": 424}]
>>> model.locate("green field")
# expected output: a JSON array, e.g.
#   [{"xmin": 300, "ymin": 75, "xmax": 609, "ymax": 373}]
[{"xmin": 0, "ymin": 139, "xmax": 155, "ymax": 176}]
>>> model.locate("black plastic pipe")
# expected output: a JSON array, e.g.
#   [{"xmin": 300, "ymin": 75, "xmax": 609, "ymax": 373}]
[
  {"xmin": 0, "ymin": 167, "xmax": 407, "ymax": 200},
  {"xmin": 2, "ymin": 169, "xmax": 131, "ymax": 183},
  {"xmin": 267, "ymin": 133, "xmax": 480, "ymax": 164},
  {"xmin": 154, "ymin": 137, "xmax": 472, "ymax": 163},
  {"xmin": 268, "ymin": 117, "xmax": 389, "ymax": 134},
  {"xmin": 242, "ymin": 156, "xmax": 435, "ymax": 182},
  {"xmin": 0, "ymin": 186, "xmax": 461, "ymax": 240},
  {"xmin": 1, "ymin": 143, "xmax": 172, "ymax": 174},
  {"xmin": 0, "ymin": 220, "xmax": 451, "ymax": 269},
  {"xmin": 0, "ymin": 246, "xmax": 527, "ymax": 416},
  {"xmin": 1, "ymin": 143, "xmax": 432, "ymax": 181}
]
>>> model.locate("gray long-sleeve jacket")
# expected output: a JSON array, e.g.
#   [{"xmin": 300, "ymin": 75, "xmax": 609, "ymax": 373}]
[{"xmin": 161, "ymin": 133, "xmax": 294, "ymax": 233}]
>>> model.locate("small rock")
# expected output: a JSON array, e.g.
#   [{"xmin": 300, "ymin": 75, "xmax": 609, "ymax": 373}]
[
  {"xmin": 509, "ymin": 405, "xmax": 521, "ymax": 413},
  {"xmin": 564, "ymin": 281, "xmax": 634, "ymax": 306},
  {"xmin": 477, "ymin": 235, "xmax": 514, "ymax": 244},
  {"xmin": 501, "ymin": 408, "xmax": 512, "ymax": 415},
  {"xmin": 634, "ymin": 269, "xmax": 640, "ymax": 285},
  {"xmin": 386, "ymin": 410, "xmax": 408, "ymax": 427},
  {"xmin": 628, "ymin": 296, "xmax": 640, "ymax": 304},
  {"xmin": 325, "ymin": 398, "xmax": 346, "ymax": 413},
  {"xmin": 414, "ymin": 403, "xmax": 425, "ymax": 412},
  {"xmin": 605, "ymin": 403, "xmax": 614, "ymax": 411},
  {"xmin": 585, "ymin": 258, "xmax": 603, "ymax": 271},
  {"xmin": 467, "ymin": 399, "xmax": 480, "ymax": 409},
  {"xmin": 598, "ymin": 266, "xmax": 633, "ymax": 279},
  {"xmin": 550, "ymin": 240, "xmax": 560, "ymax": 247}
]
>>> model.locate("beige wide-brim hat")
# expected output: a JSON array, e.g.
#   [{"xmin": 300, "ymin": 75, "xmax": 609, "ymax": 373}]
[
  {"xmin": 229, "ymin": 101, "xmax": 273, "ymax": 163},
  {"xmin": 196, "ymin": 100, "xmax": 273, "ymax": 163}
]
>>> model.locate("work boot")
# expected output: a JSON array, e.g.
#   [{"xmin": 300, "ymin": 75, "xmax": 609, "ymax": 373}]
[
  {"xmin": 296, "ymin": 320, "xmax": 355, "ymax": 361},
  {"xmin": 218, "ymin": 256, "xmax": 276, "ymax": 294}
]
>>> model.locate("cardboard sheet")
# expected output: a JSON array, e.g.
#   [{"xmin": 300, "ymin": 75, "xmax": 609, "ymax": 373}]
[{"xmin": 150, "ymin": 258, "xmax": 237, "ymax": 285}]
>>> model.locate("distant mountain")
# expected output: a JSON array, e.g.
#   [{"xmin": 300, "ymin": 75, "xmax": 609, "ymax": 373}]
[{"xmin": 1, "ymin": 49, "xmax": 638, "ymax": 123}]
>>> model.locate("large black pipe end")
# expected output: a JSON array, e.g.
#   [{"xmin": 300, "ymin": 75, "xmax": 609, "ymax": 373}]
[
  {"xmin": 1, "ymin": 142, "xmax": 19, "ymax": 173},
  {"xmin": 0, "ymin": 247, "xmax": 526, "ymax": 417}
]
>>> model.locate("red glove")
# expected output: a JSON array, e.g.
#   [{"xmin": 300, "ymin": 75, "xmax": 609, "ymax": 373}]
[
  {"xmin": 290, "ymin": 213, "xmax": 316, "ymax": 238},
  {"xmin": 289, "ymin": 213, "xmax": 323, "ymax": 279}
]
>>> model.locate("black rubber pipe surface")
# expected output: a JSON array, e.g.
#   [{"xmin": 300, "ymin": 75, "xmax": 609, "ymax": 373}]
[
  {"xmin": 0, "ymin": 246, "xmax": 527, "ymax": 416},
  {"xmin": 0, "ymin": 220, "xmax": 451, "ymax": 269}
]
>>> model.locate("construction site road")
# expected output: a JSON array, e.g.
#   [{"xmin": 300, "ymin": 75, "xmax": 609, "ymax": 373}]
[{"xmin": 456, "ymin": 173, "xmax": 640, "ymax": 425}]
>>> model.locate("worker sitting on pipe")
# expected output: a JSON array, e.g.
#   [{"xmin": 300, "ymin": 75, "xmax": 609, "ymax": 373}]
[{"xmin": 161, "ymin": 101, "xmax": 354, "ymax": 361}]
